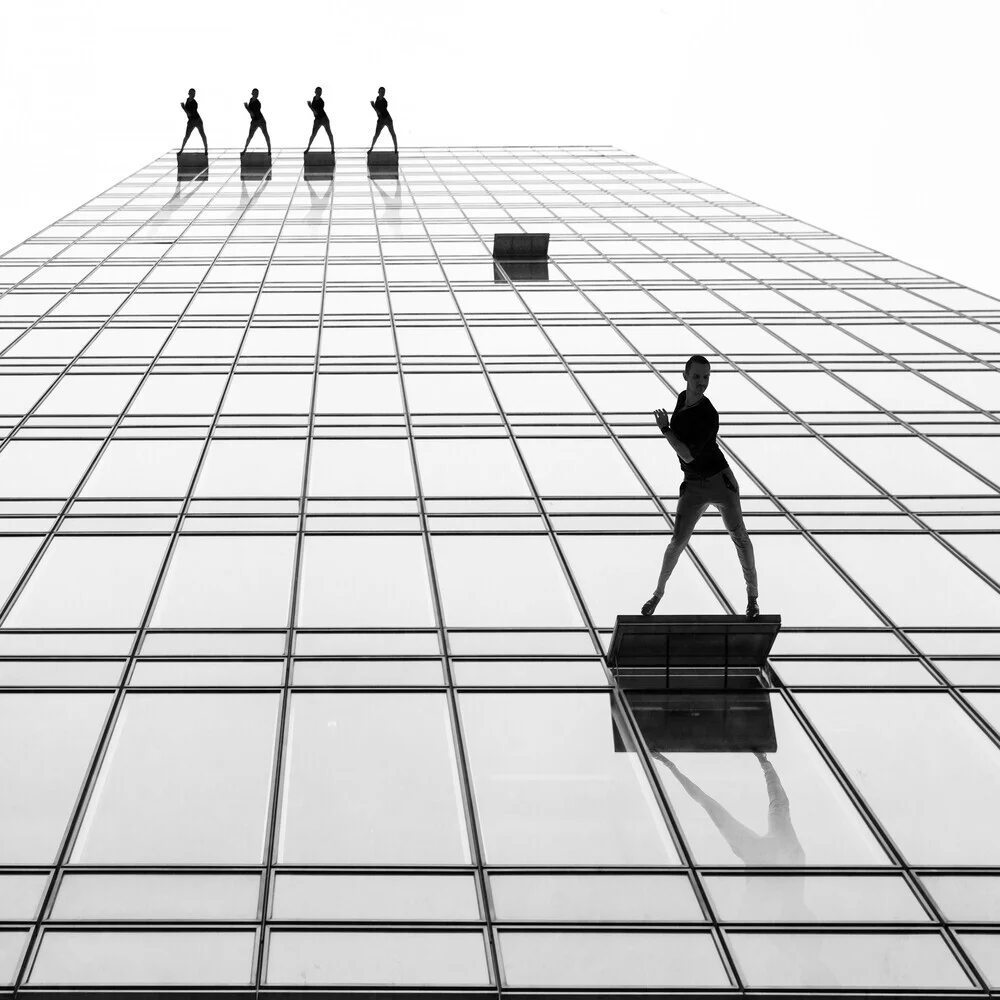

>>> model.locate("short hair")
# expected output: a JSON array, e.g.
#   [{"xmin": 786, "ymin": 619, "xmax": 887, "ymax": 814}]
[{"xmin": 684, "ymin": 354, "xmax": 710, "ymax": 373}]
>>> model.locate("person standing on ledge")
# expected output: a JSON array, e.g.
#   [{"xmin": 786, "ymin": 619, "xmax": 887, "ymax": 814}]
[
  {"xmin": 367, "ymin": 87, "xmax": 398, "ymax": 154},
  {"xmin": 305, "ymin": 86, "xmax": 334, "ymax": 154},
  {"xmin": 179, "ymin": 88, "xmax": 208, "ymax": 154},
  {"xmin": 642, "ymin": 354, "xmax": 759, "ymax": 619},
  {"xmin": 241, "ymin": 88, "xmax": 271, "ymax": 156}
]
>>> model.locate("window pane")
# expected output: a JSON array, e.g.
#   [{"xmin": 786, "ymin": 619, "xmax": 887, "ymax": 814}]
[
  {"xmin": 194, "ymin": 439, "xmax": 306, "ymax": 497},
  {"xmin": 315, "ymin": 374, "xmax": 402, "ymax": 414},
  {"xmin": 921, "ymin": 875, "xmax": 1000, "ymax": 921},
  {"xmin": 801, "ymin": 692, "xmax": 1000, "ymax": 864},
  {"xmin": 654, "ymin": 696, "xmax": 886, "ymax": 865},
  {"xmin": 728, "ymin": 932, "xmax": 969, "ymax": 989},
  {"xmin": 0, "ymin": 932, "xmax": 28, "ymax": 987},
  {"xmin": 129, "ymin": 373, "xmax": 228, "ymax": 415},
  {"xmin": 151, "ymin": 536, "xmax": 296, "ymax": 628},
  {"xmin": 5, "ymin": 536, "xmax": 168, "ymax": 628},
  {"xmin": 820, "ymin": 535, "xmax": 1000, "ymax": 627},
  {"xmin": 309, "ymin": 439, "xmax": 414, "ymax": 496},
  {"xmin": 498, "ymin": 932, "xmax": 727, "ymax": 988},
  {"xmin": 34, "ymin": 374, "xmax": 142, "ymax": 416},
  {"xmin": 416, "ymin": 439, "xmax": 529, "ymax": 496},
  {"xmin": 519, "ymin": 439, "xmax": 644, "ymax": 496},
  {"xmin": 81, "ymin": 440, "xmax": 203, "ymax": 497},
  {"xmin": 460, "ymin": 693, "xmax": 679, "ymax": 864},
  {"xmin": 404, "ymin": 373, "xmax": 497, "ymax": 413},
  {"xmin": 272, "ymin": 873, "xmax": 479, "ymax": 920},
  {"xmin": 72, "ymin": 693, "xmax": 279, "ymax": 864},
  {"xmin": 221, "ymin": 374, "xmax": 312, "ymax": 414},
  {"xmin": 297, "ymin": 536, "xmax": 435, "ymax": 627},
  {"xmin": 0, "ymin": 440, "xmax": 101, "ymax": 497},
  {"xmin": 0, "ymin": 694, "xmax": 111, "ymax": 863},
  {"xmin": 725, "ymin": 438, "xmax": 877, "ymax": 496},
  {"xmin": 834, "ymin": 436, "xmax": 988, "ymax": 495},
  {"xmin": 491, "ymin": 373, "xmax": 591, "ymax": 413},
  {"xmin": 704, "ymin": 874, "xmax": 926, "ymax": 922},
  {"xmin": 490, "ymin": 874, "xmax": 702, "ymax": 921},
  {"xmin": 0, "ymin": 874, "xmax": 47, "ymax": 919},
  {"xmin": 433, "ymin": 536, "xmax": 584, "ymax": 627},
  {"xmin": 265, "ymin": 931, "xmax": 490, "ymax": 987},
  {"xmin": 52, "ymin": 873, "xmax": 260, "ymax": 920},
  {"xmin": 277, "ymin": 693, "xmax": 470, "ymax": 863},
  {"xmin": 29, "ymin": 931, "xmax": 254, "ymax": 986}
]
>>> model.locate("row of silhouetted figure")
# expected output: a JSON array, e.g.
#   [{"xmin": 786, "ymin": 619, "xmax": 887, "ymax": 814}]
[{"xmin": 179, "ymin": 87, "xmax": 397, "ymax": 157}]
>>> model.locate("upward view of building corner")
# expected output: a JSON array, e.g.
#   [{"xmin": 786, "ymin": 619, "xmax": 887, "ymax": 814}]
[{"xmin": 0, "ymin": 145, "xmax": 998, "ymax": 998}]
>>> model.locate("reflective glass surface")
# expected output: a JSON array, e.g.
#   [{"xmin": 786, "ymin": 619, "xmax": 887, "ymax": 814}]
[{"xmin": 3, "ymin": 146, "xmax": 999, "ymax": 996}]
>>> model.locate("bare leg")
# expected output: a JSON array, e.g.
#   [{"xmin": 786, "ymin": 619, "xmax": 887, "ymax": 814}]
[
  {"xmin": 305, "ymin": 120, "xmax": 321, "ymax": 152},
  {"xmin": 322, "ymin": 121, "xmax": 335, "ymax": 152},
  {"xmin": 368, "ymin": 120, "xmax": 385, "ymax": 153},
  {"xmin": 717, "ymin": 485, "xmax": 758, "ymax": 600},
  {"xmin": 195, "ymin": 122, "xmax": 207, "ymax": 154},
  {"xmin": 649, "ymin": 491, "xmax": 709, "ymax": 603},
  {"xmin": 387, "ymin": 121, "xmax": 398, "ymax": 152},
  {"xmin": 260, "ymin": 123, "xmax": 272, "ymax": 155},
  {"xmin": 242, "ymin": 121, "xmax": 259, "ymax": 154},
  {"xmin": 180, "ymin": 120, "xmax": 196, "ymax": 153}
]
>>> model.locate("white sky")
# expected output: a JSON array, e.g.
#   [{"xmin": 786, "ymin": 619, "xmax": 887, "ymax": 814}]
[{"xmin": 3, "ymin": 0, "xmax": 999, "ymax": 297}]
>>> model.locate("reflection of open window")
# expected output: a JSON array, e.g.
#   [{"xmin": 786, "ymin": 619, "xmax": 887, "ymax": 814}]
[{"xmin": 609, "ymin": 614, "xmax": 780, "ymax": 753}]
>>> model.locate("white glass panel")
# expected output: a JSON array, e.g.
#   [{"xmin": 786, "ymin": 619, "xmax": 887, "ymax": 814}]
[
  {"xmin": 5, "ymin": 536, "xmax": 168, "ymax": 628},
  {"xmin": 72, "ymin": 693, "xmax": 279, "ymax": 864},
  {"xmin": 499, "ymin": 931, "xmax": 727, "ymax": 988},
  {"xmin": 460, "ymin": 692, "xmax": 678, "ymax": 864},
  {"xmin": 29, "ymin": 931, "xmax": 254, "ymax": 986},
  {"xmin": 266, "ymin": 931, "xmax": 490, "ymax": 986},
  {"xmin": 0, "ymin": 693, "xmax": 112, "ymax": 863},
  {"xmin": 277, "ymin": 693, "xmax": 470, "ymax": 863}
]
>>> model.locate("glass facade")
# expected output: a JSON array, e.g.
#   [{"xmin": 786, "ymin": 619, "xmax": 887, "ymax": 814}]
[{"xmin": 0, "ymin": 144, "xmax": 998, "ymax": 996}]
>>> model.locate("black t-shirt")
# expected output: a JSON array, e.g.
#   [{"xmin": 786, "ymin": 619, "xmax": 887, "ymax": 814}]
[
  {"xmin": 373, "ymin": 95, "xmax": 391, "ymax": 119},
  {"xmin": 665, "ymin": 391, "xmax": 729, "ymax": 480},
  {"xmin": 247, "ymin": 97, "xmax": 263, "ymax": 120},
  {"xmin": 184, "ymin": 97, "xmax": 200, "ymax": 120},
  {"xmin": 310, "ymin": 96, "xmax": 327, "ymax": 119}
]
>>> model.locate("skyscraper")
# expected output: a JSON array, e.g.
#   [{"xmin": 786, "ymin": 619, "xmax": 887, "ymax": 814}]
[{"xmin": 1, "ymin": 145, "xmax": 998, "ymax": 996}]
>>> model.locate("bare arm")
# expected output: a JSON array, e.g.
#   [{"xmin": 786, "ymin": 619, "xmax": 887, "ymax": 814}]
[{"xmin": 654, "ymin": 409, "xmax": 694, "ymax": 464}]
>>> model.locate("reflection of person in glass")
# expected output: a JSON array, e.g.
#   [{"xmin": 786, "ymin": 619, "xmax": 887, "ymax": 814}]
[
  {"xmin": 657, "ymin": 750, "xmax": 838, "ymax": 984},
  {"xmin": 658, "ymin": 751, "xmax": 804, "ymax": 868},
  {"xmin": 179, "ymin": 89, "xmax": 208, "ymax": 154},
  {"xmin": 305, "ymin": 86, "xmax": 334, "ymax": 154},
  {"xmin": 642, "ymin": 355, "xmax": 759, "ymax": 619},
  {"xmin": 367, "ymin": 87, "xmax": 398, "ymax": 154},
  {"xmin": 242, "ymin": 89, "xmax": 272, "ymax": 156}
]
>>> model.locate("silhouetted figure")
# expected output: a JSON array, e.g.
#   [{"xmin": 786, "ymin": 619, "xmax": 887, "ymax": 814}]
[
  {"xmin": 642, "ymin": 354, "xmax": 759, "ymax": 619},
  {"xmin": 179, "ymin": 88, "xmax": 208, "ymax": 154},
  {"xmin": 304, "ymin": 87, "xmax": 334, "ymax": 153},
  {"xmin": 367, "ymin": 87, "xmax": 398, "ymax": 153},
  {"xmin": 242, "ymin": 88, "xmax": 271, "ymax": 156}
]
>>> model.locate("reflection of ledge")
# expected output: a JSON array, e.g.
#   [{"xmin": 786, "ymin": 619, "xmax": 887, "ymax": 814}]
[
  {"xmin": 615, "ymin": 689, "xmax": 778, "ymax": 753},
  {"xmin": 494, "ymin": 260, "xmax": 549, "ymax": 282},
  {"xmin": 367, "ymin": 150, "xmax": 399, "ymax": 179},
  {"xmin": 176, "ymin": 150, "xmax": 208, "ymax": 180},
  {"xmin": 304, "ymin": 150, "xmax": 335, "ymax": 178},
  {"xmin": 241, "ymin": 151, "xmax": 272, "ymax": 180},
  {"xmin": 493, "ymin": 232, "xmax": 550, "ymax": 259},
  {"xmin": 609, "ymin": 614, "xmax": 781, "ymax": 690}
]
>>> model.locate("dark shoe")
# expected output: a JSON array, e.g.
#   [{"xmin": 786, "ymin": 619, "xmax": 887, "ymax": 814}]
[
  {"xmin": 641, "ymin": 593, "xmax": 662, "ymax": 616},
  {"xmin": 746, "ymin": 597, "xmax": 760, "ymax": 620}
]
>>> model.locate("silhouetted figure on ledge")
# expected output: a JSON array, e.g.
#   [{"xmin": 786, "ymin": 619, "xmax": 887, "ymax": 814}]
[
  {"xmin": 642, "ymin": 354, "xmax": 759, "ymax": 619},
  {"xmin": 179, "ymin": 88, "xmax": 208, "ymax": 154},
  {"xmin": 305, "ymin": 86, "xmax": 334, "ymax": 154},
  {"xmin": 242, "ymin": 88, "xmax": 271, "ymax": 156},
  {"xmin": 367, "ymin": 87, "xmax": 397, "ymax": 154}
]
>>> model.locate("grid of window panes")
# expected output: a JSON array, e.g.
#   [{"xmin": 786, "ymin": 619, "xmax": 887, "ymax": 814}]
[{"xmin": 1, "ymin": 144, "xmax": 999, "ymax": 996}]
